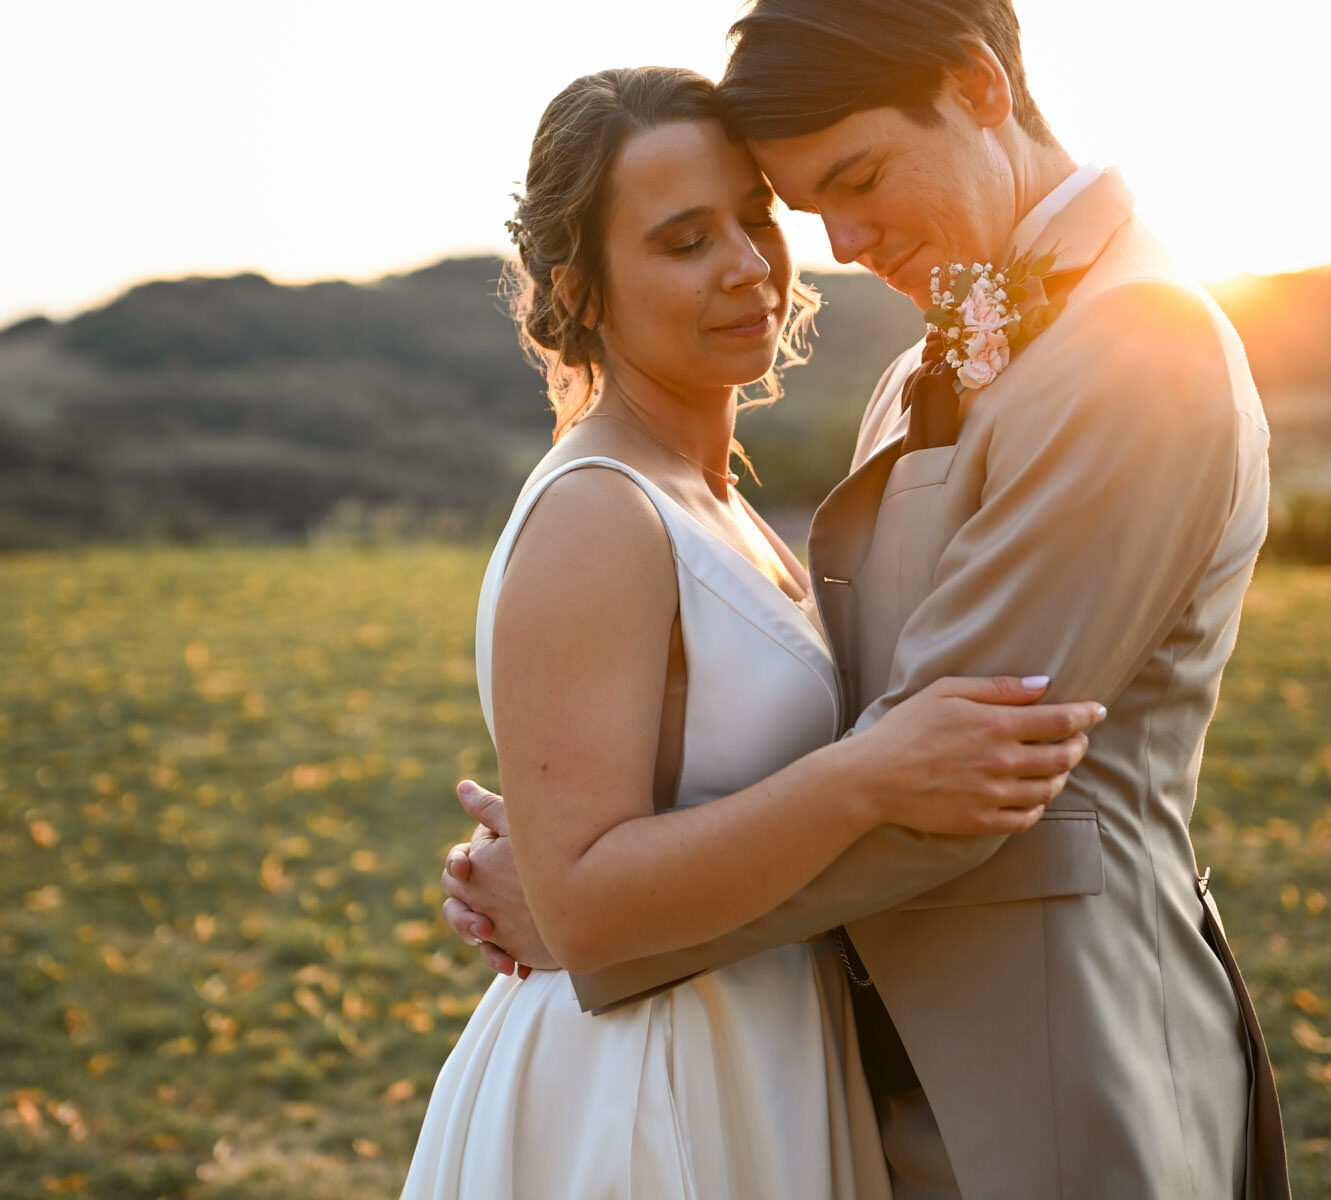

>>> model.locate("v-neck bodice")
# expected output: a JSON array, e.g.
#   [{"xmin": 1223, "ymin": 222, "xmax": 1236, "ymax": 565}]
[{"xmin": 474, "ymin": 457, "xmax": 841, "ymax": 809}]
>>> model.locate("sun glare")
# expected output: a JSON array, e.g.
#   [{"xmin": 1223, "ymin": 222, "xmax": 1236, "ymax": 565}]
[
  {"xmin": 0, "ymin": 0, "xmax": 1327, "ymax": 327},
  {"xmin": 1018, "ymin": 0, "xmax": 1329, "ymax": 285}
]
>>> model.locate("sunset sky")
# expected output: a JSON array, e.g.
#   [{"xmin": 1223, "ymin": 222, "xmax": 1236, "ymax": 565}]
[{"xmin": 4, "ymin": 0, "xmax": 1327, "ymax": 329}]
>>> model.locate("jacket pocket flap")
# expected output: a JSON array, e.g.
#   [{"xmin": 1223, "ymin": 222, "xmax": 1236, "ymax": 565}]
[{"xmin": 899, "ymin": 810, "xmax": 1104, "ymax": 910}]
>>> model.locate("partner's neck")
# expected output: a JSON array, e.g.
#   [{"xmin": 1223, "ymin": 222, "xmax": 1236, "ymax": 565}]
[{"xmin": 1007, "ymin": 136, "xmax": 1080, "ymax": 247}]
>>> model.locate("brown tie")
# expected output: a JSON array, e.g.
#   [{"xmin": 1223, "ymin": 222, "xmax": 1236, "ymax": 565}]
[{"xmin": 900, "ymin": 331, "xmax": 958, "ymax": 454}]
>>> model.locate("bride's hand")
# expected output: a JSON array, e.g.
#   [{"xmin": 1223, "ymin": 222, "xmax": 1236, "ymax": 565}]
[{"xmin": 850, "ymin": 675, "xmax": 1106, "ymax": 836}]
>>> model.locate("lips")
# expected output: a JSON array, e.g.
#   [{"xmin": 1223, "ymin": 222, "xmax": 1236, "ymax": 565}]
[
  {"xmin": 714, "ymin": 307, "xmax": 775, "ymax": 336},
  {"xmin": 869, "ymin": 243, "xmax": 925, "ymax": 285}
]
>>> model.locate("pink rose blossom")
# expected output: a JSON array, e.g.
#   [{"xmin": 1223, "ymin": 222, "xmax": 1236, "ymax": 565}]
[
  {"xmin": 959, "ymin": 286, "xmax": 1005, "ymax": 332},
  {"xmin": 957, "ymin": 329, "xmax": 1010, "ymax": 389}
]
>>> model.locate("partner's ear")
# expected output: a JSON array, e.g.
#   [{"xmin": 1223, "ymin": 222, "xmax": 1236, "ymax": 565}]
[
  {"xmin": 946, "ymin": 39, "xmax": 1015, "ymax": 130},
  {"xmin": 551, "ymin": 263, "xmax": 601, "ymax": 332}
]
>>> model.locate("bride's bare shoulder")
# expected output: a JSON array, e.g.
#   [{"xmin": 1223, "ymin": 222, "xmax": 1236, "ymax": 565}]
[{"xmin": 504, "ymin": 459, "xmax": 674, "ymax": 603}]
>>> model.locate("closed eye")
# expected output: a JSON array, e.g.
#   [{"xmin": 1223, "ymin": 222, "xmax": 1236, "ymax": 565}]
[{"xmin": 849, "ymin": 168, "xmax": 882, "ymax": 195}]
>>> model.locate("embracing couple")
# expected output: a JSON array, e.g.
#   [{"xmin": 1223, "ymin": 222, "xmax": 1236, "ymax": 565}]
[{"xmin": 400, "ymin": 1, "xmax": 1288, "ymax": 1197}]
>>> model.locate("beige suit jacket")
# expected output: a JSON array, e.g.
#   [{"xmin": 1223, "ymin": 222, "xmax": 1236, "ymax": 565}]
[{"xmin": 572, "ymin": 171, "xmax": 1288, "ymax": 1199}]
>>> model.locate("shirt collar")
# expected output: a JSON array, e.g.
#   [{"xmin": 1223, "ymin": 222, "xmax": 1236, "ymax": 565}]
[{"xmin": 1007, "ymin": 163, "xmax": 1103, "ymax": 258}]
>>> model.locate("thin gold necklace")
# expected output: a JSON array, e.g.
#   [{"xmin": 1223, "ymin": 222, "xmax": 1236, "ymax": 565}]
[{"xmin": 583, "ymin": 409, "xmax": 739, "ymax": 487}]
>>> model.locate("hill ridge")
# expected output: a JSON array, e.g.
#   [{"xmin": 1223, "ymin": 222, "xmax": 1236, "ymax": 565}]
[{"xmin": 0, "ymin": 257, "xmax": 1326, "ymax": 547}]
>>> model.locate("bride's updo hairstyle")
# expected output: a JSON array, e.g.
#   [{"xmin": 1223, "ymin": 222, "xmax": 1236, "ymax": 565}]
[{"xmin": 504, "ymin": 66, "xmax": 818, "ymax": 442}]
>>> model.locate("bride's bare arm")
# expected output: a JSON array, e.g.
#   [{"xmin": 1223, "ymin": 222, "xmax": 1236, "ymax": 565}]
[{"xmin": 490, "ymin": 469, "xmax": 1102, "ymax": 975}]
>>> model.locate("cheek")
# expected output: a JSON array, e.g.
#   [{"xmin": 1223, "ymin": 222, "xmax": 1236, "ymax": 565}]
[
  {"xmin": 610, "ymin": 272, "xmax": 707, "ymax": 354},
  {"xmin": 767, "ymin": 234, "xmax": 794, "ymax": 291},
  {"xmin": 755, "ymin": 248, "xmax": 793, "ymax": 305},
  {"xmin": 886, "ymin": 157, "xmax": 964, "ymax": 233},
  {"xmin": 609, "ymin": 269, "xmax": 677, "ymax": 324},
  {"xmin": 774, "ymin": 266, "xmax": 794, "ymax": 320},
  {"xmin": 932, "ymin": 151, "xmax": 995, "ymax": 239}
]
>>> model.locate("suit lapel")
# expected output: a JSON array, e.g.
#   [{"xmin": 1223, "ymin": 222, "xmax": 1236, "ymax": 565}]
[{"xmin": 809, "ymin": 430, "xmax": 907, "ymax": 724}]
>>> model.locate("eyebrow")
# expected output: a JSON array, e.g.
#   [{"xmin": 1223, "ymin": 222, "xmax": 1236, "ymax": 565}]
[
  {"xmin": 643, "ymin": 183, "xmax": 775, "ymax": 240},
  {"xmin": 645, "ymin": 205, "xmax": 710, "ymax": 240},
  {"xmin": 814, "ymin": 149, "xmax": 871, "ymax": 195}
]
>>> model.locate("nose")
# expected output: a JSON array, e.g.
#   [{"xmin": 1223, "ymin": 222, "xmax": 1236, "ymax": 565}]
[
  {"xmin": 722, "ymin": 230, "xmax": 771, "ymax": 289},
  {"xmin": 823, "ymin": 215, "xmax": 876, "ymax": 266}
]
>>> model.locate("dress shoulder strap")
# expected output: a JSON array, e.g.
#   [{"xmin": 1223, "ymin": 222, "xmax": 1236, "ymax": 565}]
[{"xmin": 473, "ymin": 457, "xmax": 680, "ymax": 737}]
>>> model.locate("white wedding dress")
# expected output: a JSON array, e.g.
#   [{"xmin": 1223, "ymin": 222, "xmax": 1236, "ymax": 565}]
[{"xmin": 399, "ymin": 458, "xmax": 890, "ymax": 1200}]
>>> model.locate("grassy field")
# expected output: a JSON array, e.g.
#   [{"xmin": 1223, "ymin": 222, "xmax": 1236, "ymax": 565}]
[{"xmin": 2, "ymin": 545, "xmax": 1328, "ymax": 1198}]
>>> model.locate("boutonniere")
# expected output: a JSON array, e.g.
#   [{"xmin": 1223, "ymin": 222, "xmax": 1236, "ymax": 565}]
[{"xmin": 924, "ymin": 249, "xmax": 1065, "ymax": 390}]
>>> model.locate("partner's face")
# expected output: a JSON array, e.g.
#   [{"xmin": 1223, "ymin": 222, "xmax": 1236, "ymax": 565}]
[
  {"xmin": 596, "ymin": 119, "xmax": 793, "ymax": 395},
  {"xmin": 750, "ymin": 103, "xmax": 1014, "ymax": 310}
]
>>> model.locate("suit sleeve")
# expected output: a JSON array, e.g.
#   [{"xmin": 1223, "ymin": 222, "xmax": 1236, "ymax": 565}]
[
  {"xmin": 859, "ymin": 280, "xmax": 1248, "ymax": 714},
  {"xmin": 572, "ymin": 280, "xmax": 1251, "ymax": 1012}
]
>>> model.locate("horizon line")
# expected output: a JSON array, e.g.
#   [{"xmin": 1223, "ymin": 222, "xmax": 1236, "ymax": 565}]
[{"xmin": 5, "ymin": 252, "xmax": 1330, "ymax": 332}]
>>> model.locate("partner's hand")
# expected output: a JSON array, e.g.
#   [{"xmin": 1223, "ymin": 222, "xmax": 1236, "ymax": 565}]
[
  {"xmin": 855, "ymin": 675, "xmax": 1106, "ymax": 836},
  {"xmin": 442, "ymin": 837, "xmax": 524, "ymax": 977},
  {"xmin": 441, "ymin": 780, "xmax": 556, "ymax": 976}
]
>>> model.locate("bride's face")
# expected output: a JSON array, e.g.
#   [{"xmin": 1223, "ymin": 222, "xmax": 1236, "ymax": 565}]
[{"xmin": 592, "ymin": 119, "xmax": 793, "ymax": 397}]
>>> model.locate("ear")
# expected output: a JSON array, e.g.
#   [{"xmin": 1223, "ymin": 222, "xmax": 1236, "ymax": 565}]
[
  {"xmin": 551, "ymin": 263, "xmax": 601, "ymax": 332},
  {"xmin": 947, "ymin": 39, "xmax": 1014, "ymax": 130}
]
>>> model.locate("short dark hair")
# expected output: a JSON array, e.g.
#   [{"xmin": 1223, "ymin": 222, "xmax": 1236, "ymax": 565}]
[{"xmin": 719, "ymin": 0, "xmax": 1052, "ymax": 144}]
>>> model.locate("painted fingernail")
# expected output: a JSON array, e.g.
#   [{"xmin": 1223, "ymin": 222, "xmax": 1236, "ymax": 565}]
[
  {"xmin": 1094, "ymin": 703, "xmax": 1108, "ymax": 721},
  {"xmin": 1021, "ymin": 675, "xmax": 1050, "ymax": 691}
]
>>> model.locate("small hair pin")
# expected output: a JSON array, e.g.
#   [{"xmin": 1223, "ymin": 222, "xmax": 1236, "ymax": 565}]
[
  {"xmin": 505, "ymin": 217, "xmax": 530, "ymax": 250},
  {"xmin": 506, "ymin": 191, "xmax": 530, "ymax": 250}
]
